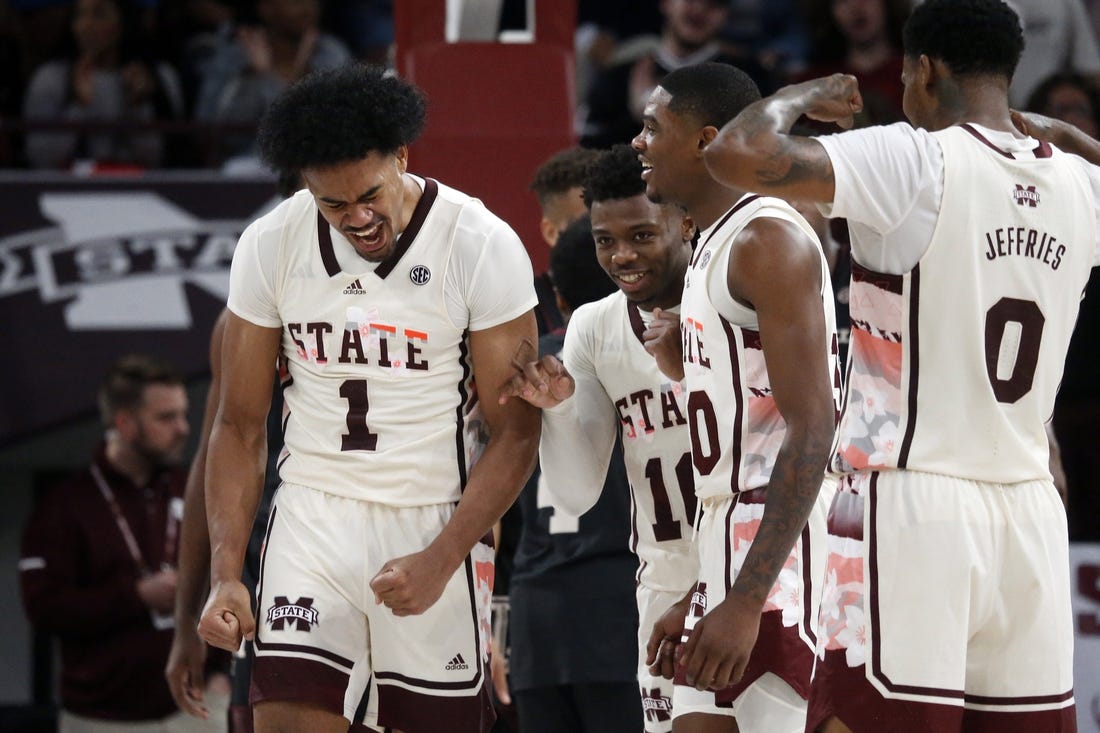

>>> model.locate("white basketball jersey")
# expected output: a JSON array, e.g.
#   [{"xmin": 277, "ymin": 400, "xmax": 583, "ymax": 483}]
[
  {"xmin": 832, "ymin": 125, "xmax": 1097, "ymax": 482},
  {"xmin": 680, "ymin": 195, "xmax": 840, "ymax": 501},
  {"xmin": 547, "ymin": 291, "xmax": 698, "ymax": 591},
  {"xmin": 228, "ymin": 178, "xmax": 534, "ymax": 505}
]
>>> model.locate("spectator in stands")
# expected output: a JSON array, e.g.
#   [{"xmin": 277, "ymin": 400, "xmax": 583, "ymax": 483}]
[
  {"xmin": 1025, "ymin": 71, "xmax": 1100, "ymax": 541},
  {"xmin": 1027, "ymin": 71, "xmax": 1100, "ymax": 139},
  {"xmin": 1007, "ymin": 0, "xmax": 1100, "ymax": 108},
  {"xmin": 574, "ymin": 0, "xmax": 663, "ymax": 108},
  {"xmin": 21, "ymin": 0, "xmax": 185, "ymax": 170},
  {"xmin": 579, "ymin": 0, "xmax": 775, "ymax": 149},
  {"xmin": 799, "ymin": 0, "xmax": 909, "ymax": 126},
  {"xmin": 323, "ymin": 0, "xmax": 393, "ymax": 66},
  {"xmin": 721, "ymin": 0, "xmax": 811, "ymax": 79},
  {"xmin": 193, "ymin": 0, "xmax": 350, "ymax": 165},
  {"xmin": 19, "ymin": 353, "xmax": 230, "ymax": 733},
  {"xmin": 527, "ymin": 146, "xmax": 602, "ymax": 336},
  {"xmin": 164, "ymin": 0, "xmax": 239, "ymax": 114}
]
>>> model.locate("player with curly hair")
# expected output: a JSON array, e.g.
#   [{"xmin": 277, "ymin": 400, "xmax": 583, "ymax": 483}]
[
  {"xmin": 704, "ymin": 0, "xmax": 1100, "ymax": 730},
  {"xmin": 197, "ymin": 64, "xmax": 541, "ymax": 733}
]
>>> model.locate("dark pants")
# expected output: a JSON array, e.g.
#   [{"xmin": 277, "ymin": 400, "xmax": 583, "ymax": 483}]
[{"xmin": 514, "ymin": 682, "xmax": 643, "ymax": 733}]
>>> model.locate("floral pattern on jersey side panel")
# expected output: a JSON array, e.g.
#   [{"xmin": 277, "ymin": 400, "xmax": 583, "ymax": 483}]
[
  {"xmin": 833, "ymin": 272, "xmax": 906, "ymax": 473},
  {"xmin": 471, "ymin": 540, "xmax": 495, "ymax": 664},
  {"xmin": 815, "ymin": 478, "xmax": 867, "ymax": 668},
  {"xmin": 741, "ymin": 331, "xmax": 786, "ymax": 490},
  {"xmin": 729, "ymin": 496, "xmax": 804, "ymax": 627}
]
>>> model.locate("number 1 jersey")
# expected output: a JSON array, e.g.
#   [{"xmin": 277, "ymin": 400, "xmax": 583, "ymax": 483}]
[{"xmin": 227, "ymin": 177, "xmax": 536, "ymax": 505}]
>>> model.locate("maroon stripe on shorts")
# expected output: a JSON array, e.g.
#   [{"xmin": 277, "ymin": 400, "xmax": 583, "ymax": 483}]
[
  {"xmin": 250, "ymin": 656, "xmax": 349, "ymax": 715},
  {"xmin": 377, "ymin": 679, "xmax": 495, "ymax": 733},
  {"xmin": 807, "ymin": 648, "xmax": 963, "ymax": 732},
  {"xmin": 807, "ymin": 649, "xmax": 1077, "ymax": 732}
]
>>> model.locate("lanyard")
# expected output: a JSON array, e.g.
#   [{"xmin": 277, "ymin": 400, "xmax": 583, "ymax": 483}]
[{"xmin": 89, "ymin": 463, "xmax": 177, "ymax": 575}]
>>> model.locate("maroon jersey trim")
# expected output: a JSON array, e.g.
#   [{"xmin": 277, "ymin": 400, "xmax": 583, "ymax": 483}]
[
  {"xmin": 960, "ymin": 124, "xmax": 1015, "ymax": 160},
  {"xmin": 719, "ymin": 316, "xmax": 745, "ymax": 495},
  {"xmin": 897, "ymin": 265, "xmax": 920, "ymax": 467},
  {"xmin": 316, "ymin": 178, "xmax": 440, "ymax": 279},
  {"xmin": 627, "ymin": 301, "xmax": 647, "ymax": 346},
  {"xmin": 692, "ymin": 195, "xmax": 762, "ymax": 266},
  {"xmin": 850, "ymin": 259, "xmax": 904, "ymax": 294},
  {"xmin": 960, "ymin": 124, "xmax": 1053, "ymax": 161}
]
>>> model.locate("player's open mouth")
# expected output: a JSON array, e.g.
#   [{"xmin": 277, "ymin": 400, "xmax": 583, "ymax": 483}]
[
  {"xmin": 348, "ymin": 223, "xmax": 385, "ymax": 252},
  {"xmin": 640, "ymin": 159, "xmax": 653, "ymax": 180}
]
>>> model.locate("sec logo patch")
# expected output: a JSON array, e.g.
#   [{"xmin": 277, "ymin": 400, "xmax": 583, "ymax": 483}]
[{"xmin": 409, "ymin": 265, "xmax": 431, "ymax": 285}]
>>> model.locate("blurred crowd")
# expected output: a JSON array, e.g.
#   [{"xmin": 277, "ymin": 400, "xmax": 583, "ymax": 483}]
[{"xmin": 3, "ymin": 0, "xmax": 1100, "ymax": 172}]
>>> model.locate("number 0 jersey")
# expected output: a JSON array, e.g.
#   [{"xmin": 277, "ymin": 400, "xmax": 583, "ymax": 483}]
[
  {"xmin": 819, "ymin": 124, "xmax": 1100, "ymax": 482},
  {"xmin": 540, "ymin": 291, "xmax": 697, "ymax": 592},
  {"xmin": 228, "ymin": 177, "xmax": 536, "ymax": 505},
  {"xmin": 680, "ymin": 195, "xmax": 840, "ymax": 501}
]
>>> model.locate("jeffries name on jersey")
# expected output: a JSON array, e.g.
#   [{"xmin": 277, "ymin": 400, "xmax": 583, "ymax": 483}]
[{"xmin": 984, "ymin": 225, "xmax": 1065, "ymax": 270}]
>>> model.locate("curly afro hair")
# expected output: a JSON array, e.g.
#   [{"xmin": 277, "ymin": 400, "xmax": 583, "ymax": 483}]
[
  {"xmin": 583, "ymin": 144, "xmax": 645, "ymax": 208},
  {"xmin": 903, "ymin": 0, "xmax": 1023, "ymax": 79},
  {"xmin": 529, "ymin": 147, "xmax": 603, "ymax": 209},
  {"xmin": 258, "ymin": 64, "xmax": 427, "ymax": 175}
]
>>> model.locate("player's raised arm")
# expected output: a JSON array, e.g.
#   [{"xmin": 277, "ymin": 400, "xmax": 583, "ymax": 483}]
[{"xmin": 703, "ymin": 75, "xmax": 862, "ymax": 204}]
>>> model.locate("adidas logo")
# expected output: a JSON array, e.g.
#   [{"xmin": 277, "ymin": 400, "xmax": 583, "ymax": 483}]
[
  {"xmin": 343, "ymin": 278, "xmax": 366, "ymax": 295},
  {"xmin": 445, "ymin": 653, "xmax": 469, "ymax": 671}
]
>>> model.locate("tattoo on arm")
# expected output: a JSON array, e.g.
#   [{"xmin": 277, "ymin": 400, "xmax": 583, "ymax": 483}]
[
  {"xmin": 730, "ymin": 427, "xmax": 832, "ymax": 605},
  {"xmin": 757, "ymin": 138, "xmax": 834, "ymax": 189}
]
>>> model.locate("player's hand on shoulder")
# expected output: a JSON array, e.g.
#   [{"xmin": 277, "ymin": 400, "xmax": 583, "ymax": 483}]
[
  {"xmin": 165, "ymin": 624, "xmax": 209, "ymax": 719},
  {"xmin": 197, "ymin": 580, "xmax": 254, "ymax": 652},
  {"xmin": 643, "ymin": 308, "xmax": 685, "ymax": 382},
  {"xmin": 1010, "ymin": 109, "xmax": 1060, "ymax": 143},
  {"xmin": 369, "ymin": 549, "xmax": 452, "ymax": 616},
  {"xmin": 498, "ymin": 353, "xmax": 575, "ymax": 409},
  {"xmin": 646, "ymin": 592, "xmax": 692, "ymax": 680}
]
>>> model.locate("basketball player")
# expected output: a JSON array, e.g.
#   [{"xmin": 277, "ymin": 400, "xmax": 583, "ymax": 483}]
[
  {"xmin": 196, "ymin": 65, "xmax": 540, "ymax": 733},
  {"xmin": 501, "ymin": 144, "xmax": 698, "ymax": 733},
  {"xmin": 633, "ymin": 62, "xmax": 840, "ymax": 733},
  {"xmin": 702, "ymin": 0, "xmax": 1100, "ymax": 730}
]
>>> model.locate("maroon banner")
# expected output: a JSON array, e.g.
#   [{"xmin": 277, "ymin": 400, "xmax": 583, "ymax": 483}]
[{"xmin": 0, "ymin": 172, "xmax": 280, "ymax": 446}]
